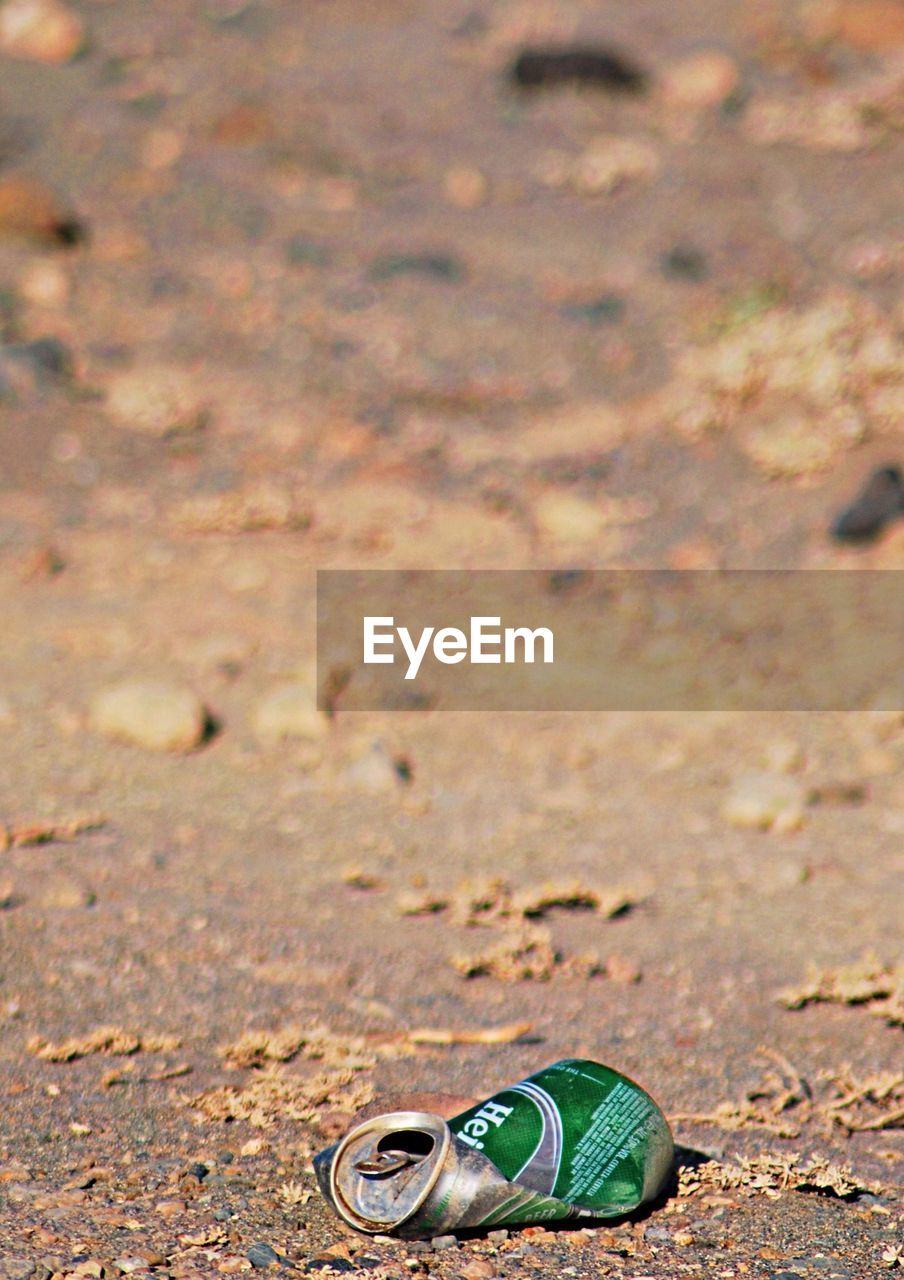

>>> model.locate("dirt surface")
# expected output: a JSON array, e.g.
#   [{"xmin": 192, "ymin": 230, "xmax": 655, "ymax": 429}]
[{"xmin": 0, "ymin": 0, "xmax": 902, "ymax": 1277}]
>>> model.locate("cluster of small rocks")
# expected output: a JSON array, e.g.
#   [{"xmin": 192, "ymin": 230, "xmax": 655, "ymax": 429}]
[
  {"xmin": 85, "ymin": 679, "xmax": 333, "ymax": 757},
  {"xmin": 659, "ymin": 292, "xmax": 902, "ymax": 476}
]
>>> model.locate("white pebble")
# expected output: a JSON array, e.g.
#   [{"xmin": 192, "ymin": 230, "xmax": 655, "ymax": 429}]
[
  {"xmin": 90, "ymin": 680, "xmax": 207, "ymax": 753},
  {"xmin": 722, "ymin": 771, "xmax": 807, "ymax": 831},
  {"xmin": 251, "ymin": 683, "xmax": 327, "ymax": 744}
]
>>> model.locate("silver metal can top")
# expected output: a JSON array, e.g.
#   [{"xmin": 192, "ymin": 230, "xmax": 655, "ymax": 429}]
[{"xmin": 328, "ymin": 1111, "xmax": 450, "ymax": 1234}]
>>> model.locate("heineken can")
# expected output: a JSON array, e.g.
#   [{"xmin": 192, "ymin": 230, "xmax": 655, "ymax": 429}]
[{"xmin": 314, "ymin": 1058, "xmax": 674, "ymax": 1238}]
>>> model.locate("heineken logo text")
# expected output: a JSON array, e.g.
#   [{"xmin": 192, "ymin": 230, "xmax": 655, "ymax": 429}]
[
  {"xmin": 455, "ymin": 1101, "xmax": 514, "ymax": 1150},
  {"xmin": 363, "ymin": 617, "xmax": 555, "ymax": 681}
]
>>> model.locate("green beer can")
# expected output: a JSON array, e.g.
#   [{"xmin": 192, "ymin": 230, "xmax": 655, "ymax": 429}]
[{"xmin": 314, "ymin": 1059, "xmax": 674, "ymax": 1238}]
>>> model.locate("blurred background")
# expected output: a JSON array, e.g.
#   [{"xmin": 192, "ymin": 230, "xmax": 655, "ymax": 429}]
[{"xmin": 0, "ymin": 0, "xmax": 902, "ymax": 1274}]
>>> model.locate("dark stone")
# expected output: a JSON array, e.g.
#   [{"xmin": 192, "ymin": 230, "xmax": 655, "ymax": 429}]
[
  {"xmin": 830, "ymin": 465, "xmax": 904, "ymax": 542},
  {"xmin": 0, "ymin": 337, "xmax": 73, "ymax": 402},
  {"xmin": 560, "ymin": 294, "xmax": 625, "ymax": 325},
  {"xmin": 52, "ymin": 217, "xmax": 87, "ymax": 247},
  {"xmin": 661, "ymin": 245, "xmax": 709, "ymax": 282},
  {"xmin": 286, "ymin": 237, "xmax": 330, "ymax": 268},
  {"xmin": 10, "ymin": 337, "xmax": 72, "ymax": 378},
  {"xmin": 304, "ymin": 1261, "xmax": 356, "ymax": 1274},
  {"xmin": 369, "ymin": 253, "xmax": 465, "ymax": 283},
  {"xmin": 247, "ymin": 1242, "xmax": 283, "ymax": 1268},
  {"xmin": 185, "ymin": 1162, "xmax": 210, "ymax": 1180},
  {"xmin": 0, "ymin": 288, "xmax": 19, "ymax": 342},
  {"xmin": 213, "ymin": 1206, "xmax": 233, "ymax": 1220},
  {"xmin": 511, "ymin": 46, "xmax": 647, "ymax": 93}
]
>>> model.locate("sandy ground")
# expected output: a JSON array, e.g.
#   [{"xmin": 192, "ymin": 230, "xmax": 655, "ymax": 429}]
[{"xmin": 0, "ymin": 0, "xmax": 902, "ymax": 1277}]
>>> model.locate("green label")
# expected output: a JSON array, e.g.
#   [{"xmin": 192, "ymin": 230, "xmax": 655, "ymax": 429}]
[{"xmin": 450, "ymin": 1059, "xmax": 672, "ymax": 1214}]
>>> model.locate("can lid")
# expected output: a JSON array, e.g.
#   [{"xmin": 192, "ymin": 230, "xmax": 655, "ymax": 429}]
[{"xmin": 329, "ymin": 1111, "xmax": 451, "ymax": 1233}]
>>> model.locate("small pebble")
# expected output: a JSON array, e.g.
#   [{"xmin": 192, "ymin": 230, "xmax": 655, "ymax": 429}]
[
  {"xmin": 342, "ymin": 741, "xmax": 406, "ymax": 793},
  {"xmin": 430, "ymin": 1236, "xmax": 458, "ymax": 1251},
  {"xmin": 247, "ymin": 1242, "xmax": 281, "ymax": 1269},
  {"xmin": 560, "ymin": 294, "xmax": 625, "ymax": 325},
  {"xmin": 369, "ymin": 253, "xmax": 465, "ymax": 283},
  {"xmin": 105, "ymin": 366, "xmax": 207, "ymax": 437},
  {"xmin": 112, "ymin": 1261, "xmax": 151, "ymax": 1276},
  {"xmin": 141, "ymin": 128, "xmax": 184, "ymax": 171},
  {"xmin": 487, "ymin": 1230, "xmax": 508, "ymax": 1245},
  {"xmin": 660, "ymin": 50, "xmax": 739, "ymax": 109},
  {"xmin": 443, "ymin": 166, "xmax": 487, "ymax": 209},
  {"xmin": 89, "ymin": 680, "xmax": 208, "ymax": 753},
  {"xmin": 0, "ymin": 337, "xmax": 72, "ymax": 402},
  {"xmin": 722, "ymin": 772, "xmax": 807, "ymax": 832},
  {"xmin": 533, "ymin": 492, "xmax": 615, "ymax": 544},
  {"xmin": 0, "ymin": 175, "xmax": 78, "ymax": 244},
  {"xmin": 18, "ymin": 259, "xmax": 70, "ymax": 306},
  {"xmin": 286, "ymin": 236, "xmax": 330, "ymax": 268},
  {"xmin": 661, "ymin": 246, "xmax": 708, "ymax": 282},
  {"xmin": 568, "ymin": 135, "xmax": 660, "ymax": 195},
  {"xmin": 763, "ymin": 738, "xmax": 804, "ymax": 774},
  {"xmin": 459, "ymin": 1261, "xmax": 497, "ymax": 1280},
  {"xmin": 0, "ymin": 0, "xmax": 84, "ymax": 64},
  {"xmin": 38, "ymin": 876, "xmax": 94, "ymax": 910},
  {"xmin": 251, "ymin": 683, "xmax": 327, "ymax": 744}
]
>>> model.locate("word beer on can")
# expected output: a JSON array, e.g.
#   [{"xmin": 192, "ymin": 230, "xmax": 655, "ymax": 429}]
[{"xmin": 314, "ymin": 1059, "xmax": 674, "ymax": 1238}]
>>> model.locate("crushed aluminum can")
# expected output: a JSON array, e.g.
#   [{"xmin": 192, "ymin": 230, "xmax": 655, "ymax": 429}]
[{"xmin": 313, "ymin": 1058, "xmax": 674, "ymax": 1238}]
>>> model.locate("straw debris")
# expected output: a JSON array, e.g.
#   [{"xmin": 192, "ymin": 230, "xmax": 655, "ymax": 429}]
[
  {"xmin": 219, "ymin": 1023, "xmax": 410, "ymax": 1071},
  {"xmin": 398, "ymin": 876, "xmax": 647, "ymax": 926},
  {"xmin": 191, "ymin": 1066, "xmax": 374, "ymax": 1128},
  {"xmin": 678, "ymin": 1152, "xmax": 877, "ymax": 1200},
  {"xmin": 778, "ymin": 952, "xmax": 903, "ymax": 1026},
  {"xmin": 1, "ymin": 813, "xmax": 105, "ymax": 850},
  {"xmin": 450, "ymin": 924, "xmax": 604, "ymax": 982},
  {"xmin": 28, "ymin": 1026, "xmax": 181, "ymax": 1061}
]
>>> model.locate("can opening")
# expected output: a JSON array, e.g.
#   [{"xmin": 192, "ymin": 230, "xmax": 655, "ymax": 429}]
[
  {"xmin": 377, "ymin": 1130, "xmax": 435, "ymax": 1160},
  {"xmin": 353, "ymin": 1130, "xmax": 437, "ymax": 1179}
]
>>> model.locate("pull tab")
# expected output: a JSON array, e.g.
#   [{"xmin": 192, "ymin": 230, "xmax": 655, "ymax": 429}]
[{"xmin": 355, "ymin": 1149, "xmax": 419, "ymax": 1178}]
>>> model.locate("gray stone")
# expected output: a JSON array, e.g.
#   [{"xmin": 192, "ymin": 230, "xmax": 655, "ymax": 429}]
[
  {"xmin": 247, "ymin": 1242, "xmax": 282, "ymax": 1269},
  {"xmin": 0, "ymin": 1262, "xmax": 35, "ymax": 1280}
]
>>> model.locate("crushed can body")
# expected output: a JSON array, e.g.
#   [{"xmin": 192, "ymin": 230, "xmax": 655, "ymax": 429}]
[{"xmin": 313, "ymin": 1058, "xmax": 674, "ymax": 1237}]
